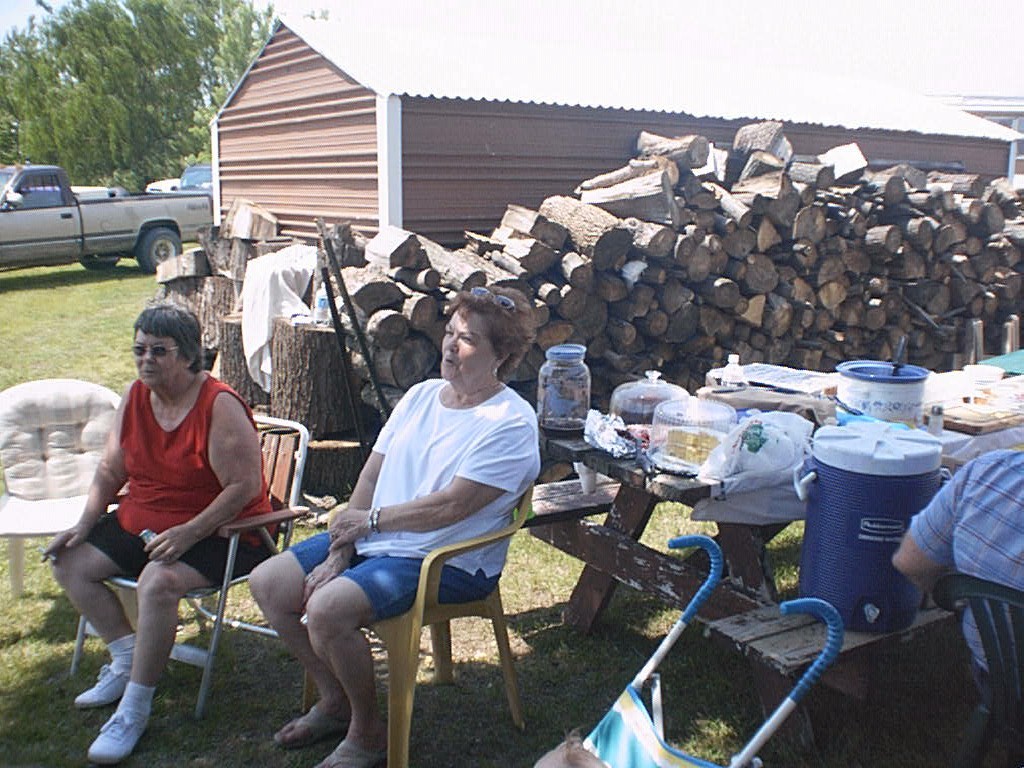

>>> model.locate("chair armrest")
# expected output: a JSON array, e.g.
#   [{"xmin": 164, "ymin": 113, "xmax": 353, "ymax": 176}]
[
  {"xmin": 215, "ymin": 506, "xmax": 311, "ymax": 538},
  {"xmin": 415, "ymin": 488, "xmax": 533, "ymax": 609}
]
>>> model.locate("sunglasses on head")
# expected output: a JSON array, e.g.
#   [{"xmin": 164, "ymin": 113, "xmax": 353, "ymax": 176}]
[
  {"xmin": 132, "ymin": 343, "xmax": 178, "ymax": 358},
  {"xmin": 470, "ymin": 286, "xmax": 515, "ymax": 312}
]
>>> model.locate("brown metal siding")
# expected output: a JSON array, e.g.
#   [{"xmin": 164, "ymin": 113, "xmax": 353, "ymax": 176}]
[
  {"xmin": 401, "ymin": 97, "xmax": 1010, "ymax": 245},
  {"xmin": 216, "ymin": 27, "xmax": 379, "ymax": 242}
]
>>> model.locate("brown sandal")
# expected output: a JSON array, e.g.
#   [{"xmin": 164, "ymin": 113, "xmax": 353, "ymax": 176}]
[{"xmin": 273, "ymin": 704, "xmax": 349, "ymax": 749}]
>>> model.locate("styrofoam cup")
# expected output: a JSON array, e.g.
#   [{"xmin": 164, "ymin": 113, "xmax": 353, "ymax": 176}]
[{"xmin": 574, "ymin": 462, "xmax": 597, "ymax": 494}]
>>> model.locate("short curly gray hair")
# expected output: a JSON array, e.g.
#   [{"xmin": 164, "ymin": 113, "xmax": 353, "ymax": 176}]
[{"xmin": 133, "ymin": 301, "xmax": 203, "ymax": 373}]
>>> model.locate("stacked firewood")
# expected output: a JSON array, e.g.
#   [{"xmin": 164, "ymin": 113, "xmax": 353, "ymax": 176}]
[{"xmin": 320, "ymin": 122, "xmax": 1023, "ymax": 405}]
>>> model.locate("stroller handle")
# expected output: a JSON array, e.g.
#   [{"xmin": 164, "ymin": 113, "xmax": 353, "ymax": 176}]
[
  {"xmin": 668, "ymin": 535, "xmax": 723, "ymax": 623},
  {"xmin": 779, "ymin": 598, "xmax": 844, "ymax": 702}
]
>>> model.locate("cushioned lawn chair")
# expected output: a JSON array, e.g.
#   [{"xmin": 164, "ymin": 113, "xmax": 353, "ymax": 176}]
[
  {"xmin": 71, "ymin": 414, "xmax": 311, "ymax": 719},
  {"xmin": 933, "ymin": 573, "xmax": 1024, "ymax": 768},
  {"xmin": 0, "ymin": 378, "xmax": 120, "ymax": 597},
  {"xmin": 303, "ymin": 485, "xmax": 534, "ymax": 768}
]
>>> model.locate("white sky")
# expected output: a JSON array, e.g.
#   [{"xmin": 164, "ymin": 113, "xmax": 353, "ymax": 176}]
[{"xmin": 2, "ymin": 0, "xmax": 1022, "ymax": 99}]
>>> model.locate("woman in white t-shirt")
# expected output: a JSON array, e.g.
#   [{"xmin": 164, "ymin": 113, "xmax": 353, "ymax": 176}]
[{"xmin": 250, "ymin": 286, "xmax": 540, "ymax": 767}]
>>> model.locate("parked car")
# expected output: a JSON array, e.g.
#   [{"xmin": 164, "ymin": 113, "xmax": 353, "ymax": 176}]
[
  {"xmin": 0, "ymin": 164, "xmax": 212, "ymax": 273},
  {"xmin": 179, "ymin": 163, "xmax": 211, "ymax": 190},
  {"xmin": 145, "ymin": 177, "xmax": 180, "ymax": 193}
]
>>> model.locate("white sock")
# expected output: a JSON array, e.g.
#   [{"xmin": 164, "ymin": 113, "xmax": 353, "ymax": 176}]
[
  {"xmin": 116, "ymin": 681, "xmax": 155, "ymax": 722},
  {"xmin": 107, "ymin": 634, "xmax": 135, "ymax": 675}
]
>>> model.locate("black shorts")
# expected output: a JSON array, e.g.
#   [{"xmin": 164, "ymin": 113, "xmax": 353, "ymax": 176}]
[{"xmin": 86, "ymin": 512, "xmax": 272, "ymax": 586}]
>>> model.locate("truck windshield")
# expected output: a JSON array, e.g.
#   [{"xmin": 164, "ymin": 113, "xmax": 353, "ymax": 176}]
[{"xmin": 180, "ymin": 164, "xmax": 211, "ymax": 189}]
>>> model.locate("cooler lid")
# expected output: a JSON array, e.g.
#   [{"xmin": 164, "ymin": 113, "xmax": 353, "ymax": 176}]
[{"xmin": 812, "ymin": 421, "xmax": 941, "ymax": 475}]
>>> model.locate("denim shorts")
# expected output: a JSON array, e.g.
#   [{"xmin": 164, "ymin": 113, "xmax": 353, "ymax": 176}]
[{"xmin": 288, "ymin": 532, "xmax": 500, "ymax": 621}]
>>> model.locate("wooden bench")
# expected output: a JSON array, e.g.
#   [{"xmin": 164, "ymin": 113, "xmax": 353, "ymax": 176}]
[
  {"xmin": 523, "ymin": 477, "xmax": 619, "ymax": 528},
  {"xmin": 702, "ymin": 602, "xmax": 955, "ymax": 746}
]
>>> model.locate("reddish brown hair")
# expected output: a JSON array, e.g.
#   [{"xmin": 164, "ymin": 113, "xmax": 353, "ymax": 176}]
[{"xmin": 448, "ymin": 286, "xmax": 535, "ymax": 381}]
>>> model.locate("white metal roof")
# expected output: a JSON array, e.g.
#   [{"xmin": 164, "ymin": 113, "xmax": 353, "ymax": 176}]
[{"xmin": 280, "ymin": 15, "xmax": 1021, "ymax": 144}]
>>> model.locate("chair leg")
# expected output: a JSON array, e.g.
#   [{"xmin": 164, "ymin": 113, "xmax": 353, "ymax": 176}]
[
  {"xmin": 194, "ymin": 535, "xmax": 239, "ymax": 719},
  {"xmin": 71, "ymin": 615, "xmax": 89, "ymax": 675},
  {"xmin": 487, "ymin": 593, "xmax": 525, "ymax": 730},
  {"xmin": 955, "ymin": 704, "xmax": 994, "ymax": 768},
  {"xmin": 429, "ymin": 622, "xmax": 454, "ymax": 684},
  {"xmin": 9, "ymin": 539, "xmax": 25, "ymax": 597}
]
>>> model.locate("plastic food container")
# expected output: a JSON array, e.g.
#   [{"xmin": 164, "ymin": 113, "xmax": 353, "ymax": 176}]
[
  {"xmin": 648, "ymin": 398, "xmax": 737, "ymax": 473},
  {"xmin": 609, "ymin": 371, "xmax": 688, "ymax": 426},
  {"xmin": 836, "ymin": 360, "xmax": 930, "ymax": 425}
]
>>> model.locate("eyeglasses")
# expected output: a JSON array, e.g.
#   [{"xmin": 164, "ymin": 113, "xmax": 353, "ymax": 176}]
[
  {"xmin": 470, "ymin": 286, "xmax": 515, "ymax": 312},
  {"xmin": 132, "ymin": 343, "xmax": 178, "ymax": 358}
]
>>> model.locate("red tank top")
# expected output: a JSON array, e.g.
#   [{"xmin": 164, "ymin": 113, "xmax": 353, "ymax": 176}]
[{"xmin": 116, "ymin": 375, "xmax": 271, "ymax": 543}]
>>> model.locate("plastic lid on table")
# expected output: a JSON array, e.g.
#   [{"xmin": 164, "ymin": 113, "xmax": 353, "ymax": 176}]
[{"xmin": 812, "ymin": 421, "xmax": 942, "ymax": 476}]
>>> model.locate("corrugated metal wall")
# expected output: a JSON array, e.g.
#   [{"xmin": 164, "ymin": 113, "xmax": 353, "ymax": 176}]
[
  {"xmin": 216, "ymin": 27, "xmax": 379, "ymax": 242},
  {"xmin": 401, "ymin": 97, "xmax": 1010, "ymax": 245}
]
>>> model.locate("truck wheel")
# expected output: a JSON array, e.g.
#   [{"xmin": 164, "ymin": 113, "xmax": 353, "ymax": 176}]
[
  {"xmin": 79, "ymin": 254, "xmax": 121, "ymax": 270},
  {"xmin": 135, "ymin": 227, "xmax": 181, "ymax": 273}
]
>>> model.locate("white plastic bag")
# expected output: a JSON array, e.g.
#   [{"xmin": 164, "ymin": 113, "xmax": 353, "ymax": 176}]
[{"xmin": 697, "ymin": 411, "xmax": 814, "ymax": 496}]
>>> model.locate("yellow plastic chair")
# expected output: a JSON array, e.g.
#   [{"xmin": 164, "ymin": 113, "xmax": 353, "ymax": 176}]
[{"xmin": 303, "ymin": 485, "xmax": 533, "ymax": 768}]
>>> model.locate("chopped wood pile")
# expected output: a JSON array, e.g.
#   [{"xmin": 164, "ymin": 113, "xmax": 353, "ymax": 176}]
[{"xmin": 317, "ymin": 121, "xmax": 1023, "ymax": 408}]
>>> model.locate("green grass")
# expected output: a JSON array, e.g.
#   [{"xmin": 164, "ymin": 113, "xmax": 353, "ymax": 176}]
[{"xmin": 0, "ymin": 264, "xmax": 998, "ymax": 767}]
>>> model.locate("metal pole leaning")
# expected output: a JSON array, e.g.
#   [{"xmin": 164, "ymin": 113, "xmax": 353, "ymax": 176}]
[{"xmin": 315, "ymin": 218, "xmax": 394, "ymax": 423}]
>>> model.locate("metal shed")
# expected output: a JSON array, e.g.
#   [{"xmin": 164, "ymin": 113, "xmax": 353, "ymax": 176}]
[{"xmin": 213, "ymin": 18, "xmax": 1021, "ymax": 245}]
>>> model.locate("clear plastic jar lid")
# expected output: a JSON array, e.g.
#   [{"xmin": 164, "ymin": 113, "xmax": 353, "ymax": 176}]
[
  {"xmin": 652, "ymin": 397, "xmax": 736, "ymax": 432},
  {"xmin": 610, "ymin": 371, "xmax": 688, "ymax": 425},
  {"xmin": 545, "ymin": 343, "xmax": 586, "ymax": 362}
]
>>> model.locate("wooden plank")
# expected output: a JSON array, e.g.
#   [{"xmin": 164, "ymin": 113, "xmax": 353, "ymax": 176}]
[
  {"xmin": 706, "ymin": 605, "xmax": 954, "ymax": 675},
  {"xmin": 532, "ymin": 515, "xmax": 763, "ymax": 622},
  {"xmin": 524, "ymin": 478, "xmax": 619, "ymax": 527}
]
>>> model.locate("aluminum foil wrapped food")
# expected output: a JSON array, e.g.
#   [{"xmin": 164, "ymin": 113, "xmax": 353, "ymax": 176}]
[{"xmin": 583, "ymin": 409, "xmax": 637, "ymax": 458}]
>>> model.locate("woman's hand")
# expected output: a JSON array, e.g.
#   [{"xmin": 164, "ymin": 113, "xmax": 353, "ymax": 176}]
[
  {"xmin": 328, "ymin": 507, "xmax": 370, "ymax": 546},
  {"xmin": 302, "ymin": 544, "xmax": 353, "ymax": 606},
  {"xmin": 144, "ymin": 524, "xmax": 201, "ymax": 563},
  {"xmin": 43, "ymin": 521, "xmax": 93, "ymax": 559}
]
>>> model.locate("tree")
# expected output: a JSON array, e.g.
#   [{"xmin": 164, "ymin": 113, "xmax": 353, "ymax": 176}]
[{"xmin": 0, "ymin": 0, "xmax": 272, "ymax": 189}]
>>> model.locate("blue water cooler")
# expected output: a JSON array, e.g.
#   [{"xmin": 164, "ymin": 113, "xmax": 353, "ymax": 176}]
[{"xmin": 795, "ymin": 421, "xmax": 942, "ymax": 633}]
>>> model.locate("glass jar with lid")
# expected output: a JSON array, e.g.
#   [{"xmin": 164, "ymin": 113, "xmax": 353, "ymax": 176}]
[
  {"xmin": 537, "ymin": 343, "xmax": 590, "ymax": 436},
  {"xmin": 609, "ymin": 371, "xmax": 688, "ymax": 426}
]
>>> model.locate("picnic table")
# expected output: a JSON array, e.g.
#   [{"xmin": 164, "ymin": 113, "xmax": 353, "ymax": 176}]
[{"xmin": 529, "ymin": 432, "xmax": 954, "ymax": 748}]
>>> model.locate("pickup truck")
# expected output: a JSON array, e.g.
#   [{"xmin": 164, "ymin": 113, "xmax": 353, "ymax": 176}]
[{"xmin": 0, "ymin": 164, "xmax": 213, "ymax": 273}]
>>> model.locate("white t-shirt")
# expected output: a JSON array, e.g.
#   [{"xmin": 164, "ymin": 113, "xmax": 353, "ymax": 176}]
[{"xmin": 355, "ymin": 379, "xmax": 540, "ymax": 576}]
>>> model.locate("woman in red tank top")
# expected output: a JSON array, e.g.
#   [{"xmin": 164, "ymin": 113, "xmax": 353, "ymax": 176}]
[{"xmin": 44, "ymin": 302, "xmax": 272, "ymax": 765}]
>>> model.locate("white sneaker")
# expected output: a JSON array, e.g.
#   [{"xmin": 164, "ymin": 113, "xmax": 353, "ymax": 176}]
[
  {"xmin": 86, "ymin": 711, "xmax": 147, "ymax": 764},
  {"xmin": 74, "ymin": 664, "xmax": 129, "ymax": 709}
]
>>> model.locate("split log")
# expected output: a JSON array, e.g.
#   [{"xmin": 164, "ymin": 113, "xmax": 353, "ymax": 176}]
[
  {"xmin": 538, "ymin": 196, "xmax": 633, "ymax": 270},
  {"xmin": 622, "ymin": 217, "xmax": 677, "ymax": 259},
  {"xmin": 364, "ymin": 225, "xmax": 425, "ymax": 269},
  {"xmin": 389, "ymin": 266, "xmax": 440, "ymax": 292},
  {"xmin": 156, "ymin": 275, "xmax": 236, "ymax": 354},
  {"xmin": 496, "ymin": 237, "xmax": 558, "ymax": 276},
  {"xmin": 635, "ymin": 131, "xmax": 710, "ymax": 169},
  {"xmin": 694, "ymin": 276, "xmax": 741, "ymax": 309},
  {"xmin": 792, "ymin": 205, "xmax": 828, "ymax": 243},
  {"xmin": 817, "ymin": 143, "xmax": 866, "ymax": 182},
  {"xmin": 365, "ymin": 309, "xmax": 409, "ymax": 349},
  {"xmin": 418, "ymin": 237, "xmax": 486, "ymax": 291},
  {"xmin": 738, "ymin": 151, "xmax": 786, "ymax": 183},
  {"xmin": 349, "ymin": 333, "xmax": 438, "ymax": 391},
  {"xmin": 339, "ymin": 266, "xmax": 406, "ymax": 314},
  {"xmin": 577, "ymin": 155, "xmax": 680, "ymax": 193},
  {"xmin": 579, "ymin": 170, "xmax": 680, "ymax": 227},
  {"xmin": 498, "ymin": 204, "xmax": 568, "ymax": 250},
  {"xmin": 788, "ymin": 160, "xmax": 835, "ymax": 189}
]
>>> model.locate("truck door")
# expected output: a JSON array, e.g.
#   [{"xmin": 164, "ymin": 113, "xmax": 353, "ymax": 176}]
[{"xmin": 0, "ymin": 170, "xmax": 81, "ymax": 266}]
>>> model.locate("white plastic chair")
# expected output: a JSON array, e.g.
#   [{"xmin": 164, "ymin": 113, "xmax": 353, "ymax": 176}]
[
  {"xmin": 0, "ymin": 378, "xmax": 120, "ymax": 597},
  {"xmin": 70, "ymin": 414, "xmax": 311, "ymax": 718}
]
